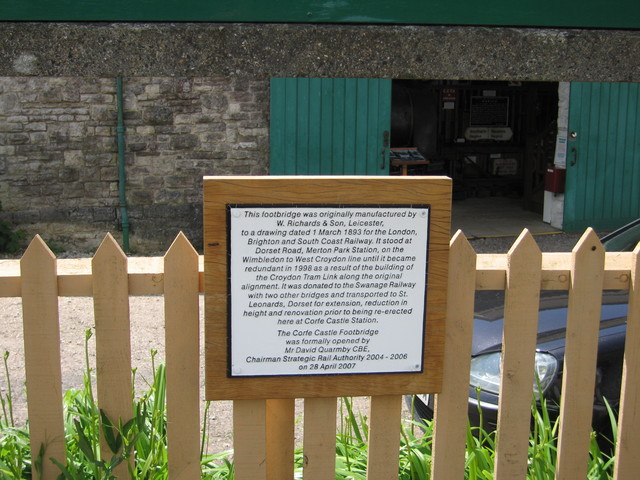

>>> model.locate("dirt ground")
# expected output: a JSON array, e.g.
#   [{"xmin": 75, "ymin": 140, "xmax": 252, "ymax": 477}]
[
  {"xmin": 0, "ymin": 294, "xmax": 381, "ymax": 455},
  {"xmin": 0, "ymin": 295, "xmax": 233, "ymax": 453}
]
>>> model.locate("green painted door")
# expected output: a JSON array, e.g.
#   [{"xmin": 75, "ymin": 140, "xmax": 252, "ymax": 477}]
[
  {"xmin": 270, "ymin": 78, "xmax": 391, "ymax": 175},
  {"xmin": 564, "ymin": 82, "xmax": 640, "ymax": 231}
]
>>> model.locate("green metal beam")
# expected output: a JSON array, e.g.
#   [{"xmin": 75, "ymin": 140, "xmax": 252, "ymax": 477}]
[{"xmin": 2, "ymin": 0, "xmax": 640, "ymax": 29}]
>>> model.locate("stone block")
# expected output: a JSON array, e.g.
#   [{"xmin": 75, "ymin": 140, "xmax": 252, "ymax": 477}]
[
  {"xmin": 62, "ymin": 182, "xmax": 86, "ymax": 199},
  {"xmin": 49, "ymin": 131, "xmax": 69, "ymax": 145},
  {"xmin": 94, "ymin": 126, "xmax": 113, "ymax": 136},
  {"xmin": 0, "ymin": 93, "xmax": 18, "ymax": 113},
  {"xmin": 64, "ymin": 150, "xmax": 84, "ymax": 167},
  {"xmin": 69, "ymin": 207, "xmax": 95, "ymax": 220},
  {"xmin": 144, "ymin": 83, "xmax": 161, "ymax": 96},
  {"xmin": 136, "ymin": 126, "xmax": 156, "ymax": 135},
  {"xmin": 99, "ymin": 166, "xmax": 118, "ymax": 181},
  {"xmin": 170, "ymin": 134, "xmax": 199, "ymax": 150},
  {"xmin": 123, "ymin": 110, "xmax": 142, "ymax": 122},
  {"xmin": 80, "ymin": 93, "xmax": 114, "ymax": 104},
  {"xmin": 128, "ymin": 189, "xmax": 154, "ymax": 204},
  {"xmin": 234, "ymin": 141, "xmax": 258, "ymax": 150},
  {"xmin": 85, "ymin": 153, "xmax": 114, "ymax": 167},
  {"xmin": 38, "ymin": 208, "xmax": 70, "ymax": 222},
  {"xmin": 239, "ymin": 127, "xmax": 268, "ymax": 137},
  {"xmin": 28, "ymin": 173, "xmax": 57, "ymax": 186},
  {"xmin": 155, "ymin": 125, "xmax": 176, "ymax": 135},
  {"xmin": 92, "ymin": 206, "xmax": 116, "ymax": 221},
  {"xmin": 126, "ymin": 205, "xmax": 145, "ymax": 219},
  {"xmin": 143, "ymin": 106, "xmax": 173, "ymax": 125},
  {"xmin": 0, "ymin": 142, "xmax": 14, "ymax": 155},
  {"xmin": 202, "ymin": 94, "xmax": 229, "ymax": 113},
  {"xmin": 0, "ymin": 123, "xmax": 24, "ymax": 133},
  {"xmin": 6, "ymin": 210, "xmax": 41, "ymax": 224},
  {"xmin": 61, "ymin": 91, "xmax": 80, "ymax": 102},
  {"xmin": 7, "ymin": 133, "xmax": 29, "ymax": 145},
  {"xmin": 6, "ymin": 115, "xmax": 28, "ymax": 123},
  {"xmin": 128, "ymin": 142, "xmax": 148, "ymax": 152},
  {"xmin": 223, "ymin": 112, "xmax": 249, "ymax": 121},
  {"xmin": 154, "ymin": 189, "xmax": 184, "ymax": 204},
  {"xmin": 128, "ymin": 165, "xmax": 152, "ymax": 178},
  {"xmin": 201, "ymin": 133, "xmax": 227, "ymax": 145},
  {"xmin": 29, "ymin": 132, "xmax": 48, "ymax": 143},
  {"xmin": 38, "ymin": 89, "xmax": 63, "ymax": 103},
  {"xmin": 229, "ymin": 164, "xmax": 254, "ymax": 175},
  {"xmin": 42, "ymin": 183, "xmax": 63, "ymax": 197},
  {"xmin": 229, "ymin": 91, "xmax": 253, "ymax": 102},
  {"xmin": 97, "ymin": 137, "xmax": 117, "ymax": 151},
  {"xmin": 142, "ymin": 176, "xmax": 164, "ymax": 189},
  {"xmin": 172, "ymin": 125, "xmax": 192, "ymax": 135},
  {"xmin": 59, "ymin": 166, "xmax": 80, "ymax": 182},
  {"xmin": 165, "ymin": 174, "xmax": 196, "ymax": 188},
  {"xmin": 144, "ymin": 203, "xmax": 196, "ymax": 220},
  {"xmin": 68, "ymin": 122, "xmax": 87, "ymax": 137},
  {"xmin": 90, "ymin": 105, "xmax": 114, "ymax": 122}
]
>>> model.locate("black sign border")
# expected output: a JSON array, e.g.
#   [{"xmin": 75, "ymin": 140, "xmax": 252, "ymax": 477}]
[{"xmin": 226, "ymin": 203, "xmax": 431, "ymax": 379}]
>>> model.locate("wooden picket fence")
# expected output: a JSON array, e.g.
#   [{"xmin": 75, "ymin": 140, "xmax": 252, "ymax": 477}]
[{"xmin": 0, "ymin": 228, "xmax": 639, "ymax": 479}]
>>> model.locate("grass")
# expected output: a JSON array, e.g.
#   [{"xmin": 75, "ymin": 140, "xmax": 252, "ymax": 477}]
[
  {"xmin": 0, "ymin": 333, "xmax": 619, "ymax": 479},
  {"xmin": 0, "ymin": 220, "xmax": 26, "ymax": 255}
]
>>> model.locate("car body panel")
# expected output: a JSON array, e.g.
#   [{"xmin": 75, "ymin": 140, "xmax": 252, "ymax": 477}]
[{"xmin": 408, "ymin": 219, "xmax": 639, "ymax": 433}]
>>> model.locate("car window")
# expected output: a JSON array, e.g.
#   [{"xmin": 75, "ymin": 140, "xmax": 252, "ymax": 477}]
[{"xmin": 603, "ymin": 221, "xmax": 640, "ymax": 252}]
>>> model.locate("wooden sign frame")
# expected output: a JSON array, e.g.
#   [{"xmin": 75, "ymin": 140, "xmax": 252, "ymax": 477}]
[{"xmin": 204, "ymin": 176, "xmax": 451, "ymax": 400}]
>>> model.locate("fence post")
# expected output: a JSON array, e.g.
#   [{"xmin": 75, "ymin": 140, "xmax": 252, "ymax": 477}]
[
  {"xmin": 21, "ymin": 236, "xmax": 65, "ymax": 480},
  {"xmin": 556, "ymin": 229, "xmax": 604, "ymax": 480},
  {"xmin": 234, "ymin": 399, "xmax": 268, "ymax": 479},
  {"xmin": 431, "ymin": 231, "xmax": 476, "ymax": 480},
  {"xmin": 233, "ymin": 398, "xmax": 295, "ymax": 480},
  {"xmin": 494, "ymin": 230, "xmax": 541, "ymax": 479},
  {"xmin": 92, "ymin": 233, "xmax": 133, "ymax": 475},
  {"xmin": 165, "ymin": 232, "xmax": 201, "ymax": 479},
  {"xmin": 266, "ymin": 398, "xmax": 295, "ymax": 479},
  {"xmin": 366, "ymin": 395, "xmax": 403, "ymax": 480},
  {"xmin": 303, "ymin": 397, "xmax": 337, "ymax": 479},
  {"xmin": 614, "ymin": 242, "xmax": 640, "ymax": 479}
]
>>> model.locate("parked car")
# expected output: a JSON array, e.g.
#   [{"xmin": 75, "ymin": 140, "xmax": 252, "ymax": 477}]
[{"xmin": 408, "ymin": 218, "xmax": 640, "ymax": 434}]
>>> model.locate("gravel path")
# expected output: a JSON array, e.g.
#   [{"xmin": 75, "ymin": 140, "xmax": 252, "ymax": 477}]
[{"xmin": 467, "ymin": 231, "xmax": 584, "ymax": 253}]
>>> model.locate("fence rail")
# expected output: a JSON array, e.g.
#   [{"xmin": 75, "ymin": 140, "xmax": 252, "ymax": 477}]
[{"xmin": 0, "ymin": 229, "xmax": 638, "ymax": 479}]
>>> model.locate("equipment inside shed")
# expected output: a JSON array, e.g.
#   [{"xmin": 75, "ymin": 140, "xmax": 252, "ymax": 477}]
[{"xmin": 390, "ymin": 80, "xmax": 559, "ymax": 214}]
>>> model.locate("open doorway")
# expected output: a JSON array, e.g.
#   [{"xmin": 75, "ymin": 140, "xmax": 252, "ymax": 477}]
[{"xmin": 390, "ymin": 80, "xmax": 559, "ymax": 215}]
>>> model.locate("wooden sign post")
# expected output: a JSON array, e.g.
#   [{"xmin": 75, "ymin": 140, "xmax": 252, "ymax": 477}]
[{"xmin": 204, "ymin": 176, "xmax": 451, "ymax": 400}]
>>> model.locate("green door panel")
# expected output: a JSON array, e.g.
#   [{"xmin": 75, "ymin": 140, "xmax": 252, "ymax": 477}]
[
  {"xmin": 270, "ymin": 78, "xmax": 391, "ymax": 176},
  {"xmin": 564, "ymin": 82, "xmax": 640, "ymax": 231}
]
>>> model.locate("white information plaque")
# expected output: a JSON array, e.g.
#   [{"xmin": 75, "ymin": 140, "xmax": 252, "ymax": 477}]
[{"xmin": 228, "ymin": 205, "xmax": 430, "ymax": 377}]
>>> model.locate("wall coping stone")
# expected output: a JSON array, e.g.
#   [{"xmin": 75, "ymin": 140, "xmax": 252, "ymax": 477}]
[{"xmin": 1, "ymin": 23, "xmax": 639, "ymax": 81}]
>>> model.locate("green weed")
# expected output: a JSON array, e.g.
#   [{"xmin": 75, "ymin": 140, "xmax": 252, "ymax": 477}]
[
  {"xmin": 0, "ymin": 220, "xmax": 25, "ymax": 255},
  {"xmin": 0, "ymin": 351, "xmax": 31, "ymax": 478},
  {"xmin": 0, "ymin": 335, "xmax": 620, "ymax": 479}
]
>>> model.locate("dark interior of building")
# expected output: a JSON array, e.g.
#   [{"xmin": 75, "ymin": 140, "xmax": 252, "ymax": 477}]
[{"xmin": 390, "ymin": 80, "xmax": 559, "ymax": 214}]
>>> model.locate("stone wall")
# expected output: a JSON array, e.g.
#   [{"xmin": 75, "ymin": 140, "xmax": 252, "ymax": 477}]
[
  {"xmin": 0, "ymin": 76, "xmax": 269, "ymax": 253},
  {"xmin": 1, "ymin": 22, "xmax": 639, "ymax": 253}
]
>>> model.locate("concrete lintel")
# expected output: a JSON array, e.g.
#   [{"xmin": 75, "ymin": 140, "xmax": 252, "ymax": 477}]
[{"xmin": 1, "ymin": 23, "xmax": 639, "ymax": 81}]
